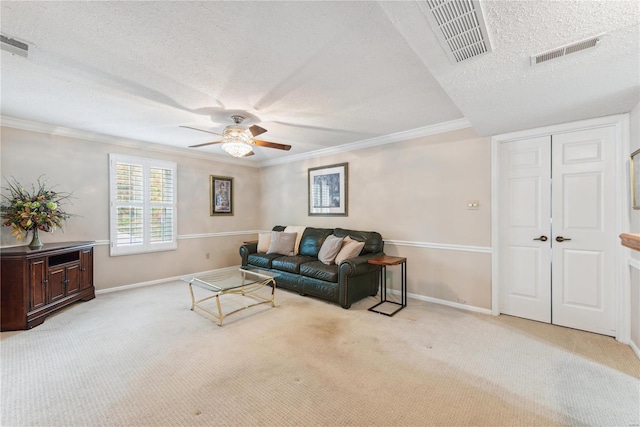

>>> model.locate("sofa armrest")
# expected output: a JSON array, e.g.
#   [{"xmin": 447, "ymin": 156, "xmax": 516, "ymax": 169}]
[
  {"xmin": 239, "ymin": 243, "xmax": 258, "ymax": 267},
  {"xmin": 338, "ymin": 252, "xmax": 384, "ymax": 277}
]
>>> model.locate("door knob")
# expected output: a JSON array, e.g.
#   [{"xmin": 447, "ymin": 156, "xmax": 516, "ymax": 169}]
[
  {"xmin": 533, "ymin": 235, "xmax": 548, "ymax": 242},
  {"xmin": 555, "ymin": 236, "xmax": 571, "ymax": 242}
]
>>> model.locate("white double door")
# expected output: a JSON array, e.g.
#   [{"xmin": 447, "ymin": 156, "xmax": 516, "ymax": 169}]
[{"xmin": 499, "ymin": 126, "xmax": 616, "ymax": 336}]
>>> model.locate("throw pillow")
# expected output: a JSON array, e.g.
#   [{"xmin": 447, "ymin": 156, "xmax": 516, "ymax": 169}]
[
  {"xmin": 334, "ymin": 236, "xmax": 365, "ymax": 265},
  {"xmin": 267, "ymin": 231, "xmax": 297, "ymax": 256},
  {"xmin": 284, "ymin": 225, "xmax": 306, "ymax": 255},
  {"xmin": 317, "ymin": 234, "xmax": 345, "ymax": 265},
  {"xmin": 257, "ymin": 232, "xmax": 271, "ymax": 253}
]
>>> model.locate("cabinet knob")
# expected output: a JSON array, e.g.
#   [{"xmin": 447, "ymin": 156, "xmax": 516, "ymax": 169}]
[
  {"xmin": 533, "ymin": 235, "xmax": 548, "ymax": 242},
  {"xmin": 555, "ymin": 236, "xmax": 572, "ymax": 242}
]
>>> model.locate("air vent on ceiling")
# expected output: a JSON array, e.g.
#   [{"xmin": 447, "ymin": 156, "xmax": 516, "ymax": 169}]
[
  {"xmin": 531, "ymin": 35, "xmax": 603, "ymax": 65},
  {"xmin": 419, "ymin": 0, "xmax": 493, "ymax": 63},
  {"xmin": 1, "ymin": 34, "xmax": 29, "ymax": 58}
]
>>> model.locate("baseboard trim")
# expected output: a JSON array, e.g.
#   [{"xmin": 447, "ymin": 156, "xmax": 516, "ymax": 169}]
[
  {"xmin": 630, "ymin": 339, "xmax": 640, "ymax": 361},
  {"xmin": 387, "ymin": 289, "xmax": 492, "ymax": 315},
  {"xmin": 98, "ymin": 265, "xmax": 490, "ymax": 317},
  {"xmin": 95, "ymin": 265, "xmax": 240, "ymax": 295}
]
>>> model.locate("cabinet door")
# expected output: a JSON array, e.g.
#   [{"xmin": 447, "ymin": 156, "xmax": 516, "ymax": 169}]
[
  {"xmin": 48, "ymin": 266, "xmax": 66, "ymax": 303},
  {"xmin": 65, "ymin": 263, "xmax": 81, "ymax": 295},
  {"xmin": 29, "ymin": 258, "xmax": 47, "ymax": 311},
  {"xmin": 80, "ymin": 249, "xmax": 93, "ymax": 290}
]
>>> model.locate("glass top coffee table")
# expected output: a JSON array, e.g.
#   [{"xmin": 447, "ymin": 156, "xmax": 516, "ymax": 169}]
[{"xmin": 181, "ymin": 268, "xmax": 278, "ymax": 326}]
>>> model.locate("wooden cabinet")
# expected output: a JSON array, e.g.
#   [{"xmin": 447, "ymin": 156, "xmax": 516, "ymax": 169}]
[{"xmin": 1, "ymin": 242, "xmax": 95, "ymax": 331}]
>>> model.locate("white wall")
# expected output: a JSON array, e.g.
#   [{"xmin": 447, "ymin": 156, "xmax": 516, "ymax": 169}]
[
  {"xmin": 0, "ymin": 125, "xmax": 492, "ymax": 310},
  {"xmin": 0, "ymin": 127, "xmax": 262, "ymax": 290},
  {"xmin": 259, "ymin": 128, "xmax": 492, "ymax": 310}
]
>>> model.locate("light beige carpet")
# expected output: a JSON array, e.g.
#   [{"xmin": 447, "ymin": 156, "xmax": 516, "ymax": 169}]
[{"xmin": 1, "ymin": 281, "xmax": 639, "ymax": 426}]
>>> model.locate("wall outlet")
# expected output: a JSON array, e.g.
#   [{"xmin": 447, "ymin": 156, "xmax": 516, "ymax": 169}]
[{"xmin": 467, "ymin": 200, "xmax": 480, "ymax": 210}]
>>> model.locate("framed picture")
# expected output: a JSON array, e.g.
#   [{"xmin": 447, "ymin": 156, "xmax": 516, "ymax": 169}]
[
  {"xmin": 308, "ymin": 162, "xmax": 348, "ymax": 216},
  {"xmin": 632, "ymin": 149, "xmax": 640, "ymax": 210},
  {"xmin": 210, "ymin": 175, "xmax": 233, "ymax": 216}
]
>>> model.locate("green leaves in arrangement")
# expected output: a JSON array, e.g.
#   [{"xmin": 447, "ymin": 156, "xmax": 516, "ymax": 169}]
[{"xmin": 1, "ymin": 176, "xmax": 74, "ymax": 240}]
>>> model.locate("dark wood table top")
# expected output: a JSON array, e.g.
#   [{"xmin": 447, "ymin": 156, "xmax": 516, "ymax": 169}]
[{"xmin": 367, "ymin": 255, "xmax": 406, "ymax": 266}]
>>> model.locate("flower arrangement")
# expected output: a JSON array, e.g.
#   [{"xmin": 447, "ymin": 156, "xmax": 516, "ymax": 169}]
[{"xmin": 1, "ymin": 176, "xmax": 73, "ymax": 247}]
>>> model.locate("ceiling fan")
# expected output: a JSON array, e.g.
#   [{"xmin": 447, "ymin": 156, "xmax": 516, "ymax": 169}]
[{"xmin": 181, "ymin": 115, "xmax": 292, "ymax": 158}]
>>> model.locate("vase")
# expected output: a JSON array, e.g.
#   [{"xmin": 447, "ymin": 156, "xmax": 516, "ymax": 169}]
[{"xmin": 28, "ymin": 228, "xmax": 43, "ymax": 250}]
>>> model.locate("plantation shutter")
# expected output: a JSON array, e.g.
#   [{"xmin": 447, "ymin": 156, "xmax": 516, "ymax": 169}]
[
  {"xmin": 109, "ymin": 154, "xmax": 177, "ymax": 256},
  {"xmin": 149, "ymin": 167, "xmax": 174, "ymax": 244}
]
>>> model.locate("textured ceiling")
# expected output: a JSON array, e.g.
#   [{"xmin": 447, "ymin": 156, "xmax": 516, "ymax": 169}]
[{"xmin": 1, "ymin": 1, "xmax": 639, "ymax": 163}]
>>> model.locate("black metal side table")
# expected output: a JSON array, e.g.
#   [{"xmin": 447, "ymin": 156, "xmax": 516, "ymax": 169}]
[{"xmin": 367, "ymin": 255, "xmax": 407, "ymax": 316}]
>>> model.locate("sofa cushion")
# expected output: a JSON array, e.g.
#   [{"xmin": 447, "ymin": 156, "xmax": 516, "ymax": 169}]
[
  {"xmin": 271, "ymin": 255, "xmax": 316, "ymax": 274},
  {"xmin": 317, "ymin": 234, "xmax": 344, "ymax": 265},
  {"xmin": 335, "ymin": 236, "xmax": 366, "ymax": 264},
  {"xmin": 257, "ymin": 232, "xmax": 271, "ymax": 253},
  {"xmin": 247, "ymin": 253, "xmax": 282, "ymax": 269},
  {"xmin": 267, "ymin": 231, "xmax": 297, "ymax": 256},
  {"xmin": 301, "ymin": 276, "xmax": 339, "ymax": 300},
  {"xmin": 298, "ymin": 227, "xmax": 334, "ymax": 257},
  {"xmin": 334, "ymin": 228, "xmax": 383, "ymax": 254},
  {"xmin": 300, "ymin": 261, "xmax": 339, "ymax": 283}
]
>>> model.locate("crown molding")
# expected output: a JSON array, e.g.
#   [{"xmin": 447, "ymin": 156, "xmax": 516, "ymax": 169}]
[
  {"xmin": 0, "ymin": 116, "xmax": 262, "ymax": 168},
  {"xmin": 2, "ymin": 115, "xmax": 472, "ymax": 169},
  {"xmin": 258, "ymin": 118, "xmax": 472, "ymax": 167}
]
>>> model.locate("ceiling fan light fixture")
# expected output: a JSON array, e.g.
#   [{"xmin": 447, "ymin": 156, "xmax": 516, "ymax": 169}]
[
  {"xmin": 220, "ymin": 125, "xmax": 253, "ymax": 157},
  {"xmin": 221, "ymin": 140, "xmax": 252, "ymax": 157}
]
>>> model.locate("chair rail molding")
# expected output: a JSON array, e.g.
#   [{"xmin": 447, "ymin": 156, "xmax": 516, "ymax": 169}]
[{"xmin": 383, "ymin": 239, "xmax": 491, "ymax": 254}]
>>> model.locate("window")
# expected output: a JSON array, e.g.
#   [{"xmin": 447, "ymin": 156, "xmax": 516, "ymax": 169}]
[{"xmin": 109, "ymin": 154, "xmax": 177, "ymax": 256}]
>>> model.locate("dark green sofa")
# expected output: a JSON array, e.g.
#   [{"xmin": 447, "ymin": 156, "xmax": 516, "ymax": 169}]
[{"xmin": 239, "ymin": 226, "xmax": 383, "ymax": 308}]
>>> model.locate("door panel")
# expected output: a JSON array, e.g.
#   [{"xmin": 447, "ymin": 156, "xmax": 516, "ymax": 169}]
[
  {"xmin": 508, "ymin": 247, "xmax": 541, "ymax": 298},
  {"xmin": 509, "ymin": 178, "xmax": 541, "ymax": 227},
  {"xmin": 499, "ymin": 136, "xmax": 551, "ymax": 323},
  {"xmin": 29, "ymin": 259, "xmax": 46, "ymax": 310},
  {"xmin": 562, "ymin": 173, "xmax": 602, "ymax": 230},
  {"xmin": 561, "ymin": 249, "xmax": 602, "ymax": 308},
  {"xmin": 80, "ymin": 249, "xmax": 93, "ymax": 290},
  {"xmin": 48, "ymin": 267, "xmax": 65, "ymax": 303},
  {"xmin": 551, "ymin": 127, "xmax": 615, "ymax": 336},
  {"xmin": 65, "ymin": 263, "xmax": 81, "ymax": 295}
]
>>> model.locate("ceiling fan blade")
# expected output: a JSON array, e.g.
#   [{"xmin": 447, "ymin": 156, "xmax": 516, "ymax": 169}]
[
  {"xmin": 180, "ymin": 125, "xmax": 223, "ymax": 136},
  {"xmin": 248, "ymin": 125, "xmax": 267, "ymax": 137},
  {"xmin": 253, "ymin": 140, "xmax": 292, "ymax": 151},
  {"xmin": 188, "ymin": 140, "xmax": 222, "ymax": 148}
]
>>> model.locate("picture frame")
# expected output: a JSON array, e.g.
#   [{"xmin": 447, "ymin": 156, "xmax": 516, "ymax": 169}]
[
  {"xmin": 308, "ymin": 162, "xmax": 348, "ymax": 216},
  {"xmin": 632, "ymin": 149, "xmax": 640, "ymax": 210},
  {"xmin": 210, "ymin": 175, "xmax": 233, "ymax": 216}
]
